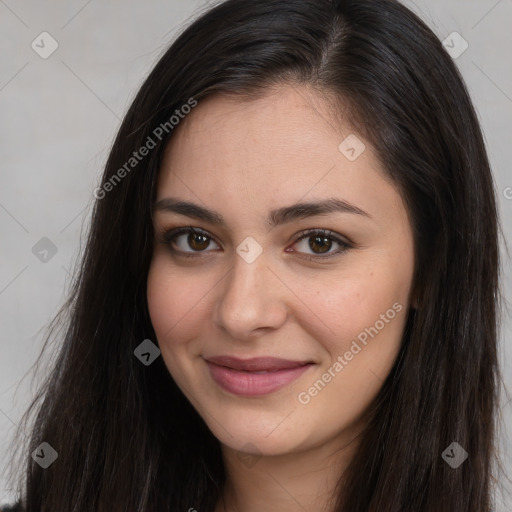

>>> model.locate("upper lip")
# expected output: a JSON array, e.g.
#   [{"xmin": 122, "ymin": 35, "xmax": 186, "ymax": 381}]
[{"xmin": 205, "ymin": 356, "xmax": 313, "ymax": 372}]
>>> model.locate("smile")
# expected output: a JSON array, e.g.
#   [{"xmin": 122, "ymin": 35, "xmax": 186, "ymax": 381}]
[{"xmin": 204, "ymin": 356, "xmax": 315, "ymax": 396}]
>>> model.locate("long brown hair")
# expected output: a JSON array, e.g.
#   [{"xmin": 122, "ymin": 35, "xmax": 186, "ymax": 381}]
[{"xmin": 4, "ymin": 0, "xmax": 504, "ymax": 510}]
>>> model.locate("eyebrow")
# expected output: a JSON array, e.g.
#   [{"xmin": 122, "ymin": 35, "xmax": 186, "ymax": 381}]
[{"xmin": 153, "ymin": 196, "xmax": 370, "ymax": 229}]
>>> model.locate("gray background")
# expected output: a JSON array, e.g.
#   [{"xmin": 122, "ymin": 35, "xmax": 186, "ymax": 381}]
[{"xmin": 0, "ymin": 0, "xmax": 511, "ymax": 508}]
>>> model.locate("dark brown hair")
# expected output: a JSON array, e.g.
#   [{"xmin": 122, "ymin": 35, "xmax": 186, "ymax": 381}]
[{"xmin": 4, "ymin": 0, "xmax": 504, "ymax": 510}]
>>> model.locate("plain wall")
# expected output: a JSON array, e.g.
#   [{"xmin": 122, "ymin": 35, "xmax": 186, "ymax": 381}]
[{"xmin": 1, "ymin": 0, "xmax": 511, "ymax": 508}]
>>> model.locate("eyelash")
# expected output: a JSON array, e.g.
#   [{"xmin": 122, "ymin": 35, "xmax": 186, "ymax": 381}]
[{"xmin": 157, "ymin": 226, "xmax": 352, "ymax": 261}]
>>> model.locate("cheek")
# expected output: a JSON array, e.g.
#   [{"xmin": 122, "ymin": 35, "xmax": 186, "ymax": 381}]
[
  {"xmin": 295, "ymin": 274, "xmax": 408, "ymax": 433},
  {"xmin": 146, "ymin": 256, "xmax": 217, "ymax": 393},
  {"xmin": 319, "ymin": 261, "xmax": 411, "ymax": 391},
  {"xmin": 301, "ymin": 262, "xmax": 410, "ymax": 353},
  {"xmin": 146, "ymin": 256, "xmax": 210, "ymax": 349}
]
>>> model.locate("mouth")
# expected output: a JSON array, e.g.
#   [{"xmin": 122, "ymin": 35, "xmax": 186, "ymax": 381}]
[{"xmin": 204, "ymin": 356, "xmax": 315, "ymax": 396}]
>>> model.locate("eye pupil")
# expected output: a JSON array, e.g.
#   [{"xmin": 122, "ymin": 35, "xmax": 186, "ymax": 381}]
[
  {"xmin": 310, "ymin": 235, "xmax": 332, "ymax": 254},
  {"xmin": 189, "ymin": 233, "xmax": 210, "ymax": 251}
]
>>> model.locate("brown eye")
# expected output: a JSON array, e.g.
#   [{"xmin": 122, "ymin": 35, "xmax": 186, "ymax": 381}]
[
  {"xmin": 160, "ymin": 226, "xmax": 351, "ymax": 261},
  {"xmin": 290, "ymin": 229, "xmax": 352, "ymax": 260},
  {"xmin": 161, "ymin": 227, "xmax": 220, "ymax": 255},
  {"xmin": 187, "ymin": 232, "xmax": 211, "ymax": 251},
  {"xmin": 308, "ymin": 235, "xmax": 333, "ymax": 254}
]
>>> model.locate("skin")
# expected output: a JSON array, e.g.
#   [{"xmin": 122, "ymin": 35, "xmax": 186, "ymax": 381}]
[{"xmin": 147, "ymin": 84, "xmax": 415, "ymax": 512}]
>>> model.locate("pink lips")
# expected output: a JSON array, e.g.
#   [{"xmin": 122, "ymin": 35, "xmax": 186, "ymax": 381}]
[{"xmin": 205, "ymin": 356, "xmax": 314, "ymax": 396}]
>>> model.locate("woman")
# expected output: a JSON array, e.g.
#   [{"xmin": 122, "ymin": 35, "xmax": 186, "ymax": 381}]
[{"xmin": 3, "ymin": 0, "xmax": 504, "ymax": 510}]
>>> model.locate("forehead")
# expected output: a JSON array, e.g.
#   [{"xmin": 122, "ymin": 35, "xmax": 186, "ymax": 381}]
[
  {"xmin": 156, "ymin": 85, "xmax": 405, "ymax": 230},
  {"xmin": 163, "ymin": 86, "xmax": 357, "ymax": 169}
]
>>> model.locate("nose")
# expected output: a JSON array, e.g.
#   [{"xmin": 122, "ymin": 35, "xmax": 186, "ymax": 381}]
[{"xmin": 213, "ymin": 251, "xmax": 289, "ymax": 340}]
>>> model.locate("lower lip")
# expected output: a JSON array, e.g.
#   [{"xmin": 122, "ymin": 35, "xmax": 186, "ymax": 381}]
[{"xmin": 205, "ymin": 361, "xmax": 314, "ymax": 396}]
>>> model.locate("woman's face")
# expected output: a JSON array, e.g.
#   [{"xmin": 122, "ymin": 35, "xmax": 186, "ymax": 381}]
[{"xmin": 147, "ymin": 85, "xmax": 415, "ymax": 458}]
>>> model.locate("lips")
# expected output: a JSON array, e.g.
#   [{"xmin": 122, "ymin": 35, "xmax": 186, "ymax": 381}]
[
  {"xmin": 204, "ymin": 356, "xmax": 315, "ymax": 396},
  {"xmin": 205, "ymin": 355, "xmax": 312, "ymax": 372}
]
